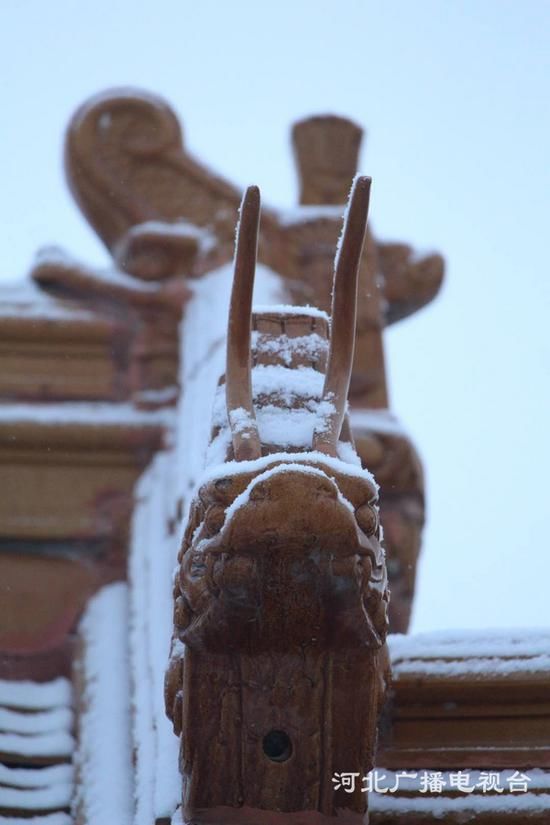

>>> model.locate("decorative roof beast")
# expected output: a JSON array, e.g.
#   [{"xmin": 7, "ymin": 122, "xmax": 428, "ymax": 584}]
[{"xmin": 166, "ymin": 178, "xmax": 390, "ymax": 824}]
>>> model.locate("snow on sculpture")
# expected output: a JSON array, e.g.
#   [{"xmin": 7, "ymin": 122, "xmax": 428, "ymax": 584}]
[{"xmin": 166, "ymin": 178, "xmax": 390, "ymax": 824}]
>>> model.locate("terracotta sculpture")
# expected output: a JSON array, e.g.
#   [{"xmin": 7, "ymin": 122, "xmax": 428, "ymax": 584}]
[{"xmin": 166, "ymin": 179, "xmax": 390, "ymax": 823}]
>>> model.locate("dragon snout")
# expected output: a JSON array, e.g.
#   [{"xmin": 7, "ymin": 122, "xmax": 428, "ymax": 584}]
[{"xmin": 246, "ymin": 466, "xmax": 339, "ymax": 504}]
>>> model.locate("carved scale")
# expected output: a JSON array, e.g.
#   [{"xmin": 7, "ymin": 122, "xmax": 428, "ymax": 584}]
[{"xmin": 166, "ymin": 180, "xmax": 390, "ymax": 824}]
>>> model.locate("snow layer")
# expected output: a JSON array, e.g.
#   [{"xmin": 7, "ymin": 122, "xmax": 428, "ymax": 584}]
[
  {"xmin": 122, "ymin": 219, "xmax": 216, "ymax": 254},
  {"xmin": 208, "ymin": 406, "xmax": 340, "ymax": 460},
  {"xmin": 334, "ymin": 178, "xmax": 355, "ymax": 272},
  {"xmin": 0, "ymin": 679, "xmax": 71, "ymax": 711},
  {"xmin": 392, "ymin": 654, "xmax": 550, "ymax": 677},
  {"xmin": 34, "ymin": 246, "xmax": 159, "ymax": 293},
  {"xmin": 0, "ymin": 402, "xmax": 174, "ymax": 428},
  {"xmin": 389, "ymin": 628, "xmax": 550, "ymax": 676},
  {"xmin": 0, "ymin": 732, "xmax": 73, "ymax": 759},
  {"xmin": 276, "ymin": 204, "xmax": 345, "ymax": 226},
  {"xmin": 371, "ymin": 790, "xmax": 550, "ymax": 816},
  {"xmin": 389, "ymin": 627, "xmax": 550, "ymax": 659},
  {"xmin": 350, "ymin": 408, "xmax": 406, "ymax": 436},
  {"xmin": 200, "ymin": 450, "xmax": 376, "ymax": 489},
  {"xmin": 0, "ymin": 815, "xmax": 72, "ymax": 825},
  {"xmin": 251, "ymin": 330, "xmax": 328, "ymax": 366},
  {"xmin": 219, "ymin": 462, "xmax": 355, "ymax": 530},
  {"xmin": 250, "ymin": 364, "xmax": 324, "ymax": 400},
  {"xmin": 0, "ymin": 278, "xmax": 93, "ymax": 321},
  {"xmin": 209, "ymin": 361, "xmax": 338, "ymax": 454},
  {"xmin": 369, "ymin": 768, "xmax": 550, "ymax": 816},
  {"xmin": 253, "ymin": 303, "xmax": 329, "ymax": 320},
  {"xmin": 0, "ymin": 679, "xmax": 74, "ymax": 815},
  {"xmin": 372, "ymin": 768, "xmax": 550, "ymax": 793},
  {"xmin": 129, "ymin": 454, "xmax": 181, "ymax": 823},
  {"xmin": 228, "ymin": 407, "xmax": 255, "ymax": 434},
  {"xmin": 0, "ymin": 763, "xmax": 73, "ymax": 790},
  {"xmin": 134, "ymin": 386, "xmax": 179, "ymax": 406},
  {"xmin": 0, "ymin": 708, "xmax": 72, "ymax": 735},
  {"xmin": 75, "ymin": 583, "xmax": 133, "ymax": 825},
  {"xmin": 254, "ymin": 403, "xmax": 335, "ymax": 447},
  {"xmin": 0, "ymin": 784, "xmax": 72, "ymax": 812}
]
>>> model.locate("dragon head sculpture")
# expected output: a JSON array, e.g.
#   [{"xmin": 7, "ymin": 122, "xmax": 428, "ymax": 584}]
[{"xmin": 167, "ymin": 179, "xmax": 390, "ymax": 824}]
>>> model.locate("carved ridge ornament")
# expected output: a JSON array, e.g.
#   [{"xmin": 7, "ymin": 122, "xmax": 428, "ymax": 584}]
[
  {"xmin": 65, "ymin": 89, "xmax": 245, "ymax": 280},
  {"xmin": 64, "ymin": 88, "xmax": 444, "ymax": 321},
  {"xmin": 166, "ymin": 180, "xmax": 390, "ymax": 824}
]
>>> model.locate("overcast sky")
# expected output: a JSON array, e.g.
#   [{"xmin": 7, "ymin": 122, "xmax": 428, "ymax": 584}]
[{"xmin": 1, "ymin": 0, "xmax": 549, "ymax": 632}]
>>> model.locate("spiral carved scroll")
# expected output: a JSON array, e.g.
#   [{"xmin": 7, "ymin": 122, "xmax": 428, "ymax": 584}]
[{"xmin": 65, "ymin": 88, "xmax": 245, "ymax": 279}]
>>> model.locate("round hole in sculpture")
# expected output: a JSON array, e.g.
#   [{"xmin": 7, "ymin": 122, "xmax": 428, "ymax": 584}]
[{"xmin": 262, "ymin": 729, "xmax": 293, "ymax": 762}]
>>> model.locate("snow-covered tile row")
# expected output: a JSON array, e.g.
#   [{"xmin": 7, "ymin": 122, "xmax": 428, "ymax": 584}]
[
  {"xmin": 0, "ymin": 679, "xmax": 71, "ymax": 711},
  {"xmin": 388, "ymin": 628, "xmax": 550, "ymax": 677},
  {"xmin": 74, "ymin": 582, "xmax": 133, "ymax": 825},
  {"xmin": 0, "ymin": 708, "xmax": 72, "ymax": 736},
  {"xmin": 0, "ymin": 402, "xmax": 174, "ymax": 428},
  {"xmin": 129, "ymin": 455, "xmax": 180, "ymax": 824},
  {"xmin": 371, "ymin": 789, "xmax": 550, "ymax": 817},
  {"xmin": 0, "ymin": 678, "xmax": 74, "ymax": 818},
  {"xmin": 0, "ymin": 763, "xmax": 73, "ymax": 790},
  {"xmin": 389, "ymin": 627, "xmax": 550, "ymax": 660},
  {"xmin": 0, "ymin": 732, "xmax": 73, "ymax": 759},
  {"xmin": 0, "ymin": 815, "xmax": 72, "ymax": 825},
  {"xmin": 0, "ymin": 277, "xmax": 93, "ymax": 321},
  {"xmin": 0, "ymin": 784, "xmax": 72, "ymax": 812}
]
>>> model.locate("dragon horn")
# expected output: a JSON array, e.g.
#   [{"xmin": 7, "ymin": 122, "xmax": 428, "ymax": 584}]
[
  {"xmin": 313, "ymin": 175, "xmax": 371, "ymax": 455},
  {"xmin": 226, "ymin": 185, "xmax": 262, "ymax": 461}
]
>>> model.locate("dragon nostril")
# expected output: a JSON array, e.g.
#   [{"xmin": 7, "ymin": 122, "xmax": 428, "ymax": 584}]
[{"xmin": 262, "ymin": 730, "xmax": 293, "ymax": 763}]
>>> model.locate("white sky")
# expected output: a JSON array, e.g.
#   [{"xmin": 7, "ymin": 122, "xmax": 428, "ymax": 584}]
[{"xmin": 1, "ymin": 0, "xmax": 549, "ymax": 632}]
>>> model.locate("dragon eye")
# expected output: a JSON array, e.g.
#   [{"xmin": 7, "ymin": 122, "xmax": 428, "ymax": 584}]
[
  {"xmin": 355, "ymin": 503, "xmax": 378, "ymax": 536},
  {"xmin": 204, "ymin": 504, "xmax": 225, "ymax": 536}
]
